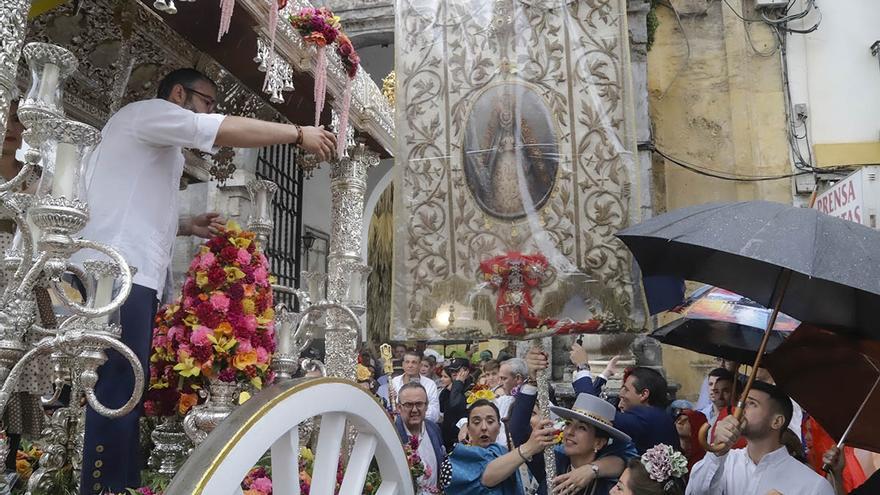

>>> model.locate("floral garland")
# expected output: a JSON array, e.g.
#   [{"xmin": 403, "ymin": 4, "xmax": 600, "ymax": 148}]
[
  {"xmin": 641, "ymin": 444, "xmax": 688, "ymax": 488},
  {"xmin": 242, "ymin": 466, "xmax": 273, "ymax": 495},
  {"xmin": 289, "ymin": 7, "xmax": 341, "ymax": 126},
  {"xmin": 145, "ymin": 221, "xmax": 276, "ymax": 418},
  {"xmin": 551, "ymin": 418, "xmax": 567, "ymax": 444},
  {"xmin": 405, "ymin": 436, "xmax": 440, "ymax": 494},
  {"xmin": 465, "ymin": 383, "xmax": 496, "ymax": 406}
]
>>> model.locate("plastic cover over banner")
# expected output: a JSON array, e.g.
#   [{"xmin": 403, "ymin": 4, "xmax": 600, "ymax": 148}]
[{"xmin": 392, "ymin": 0, "xmax": 648, "ymax": 342}]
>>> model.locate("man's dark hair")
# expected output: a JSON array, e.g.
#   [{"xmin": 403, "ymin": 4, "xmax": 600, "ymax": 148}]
[
  {"xmin": 708, "ymin": 367, "xmax": 735, "ymax": 383},
  {"xmin": 157, "ymin": 68, "xmax": 217, "ymax": 100},
  {"xmin": 398, "ymin": 382, "xmax": 427, "ymax": 398},
  {"xmin": 403, "ymin": 350, "xmax": 423, "ymax": 361},
  {"xmin": 750, "ymin": 380, "xmax": 793, "ymax": 434},
  {"xmin": 628, "ymin": 367, "xmax": 670, "ymax": 408}
]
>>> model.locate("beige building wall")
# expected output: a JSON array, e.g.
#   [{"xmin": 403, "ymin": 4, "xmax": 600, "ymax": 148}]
[{"xmin": 647, "ymin": 1, "xmax": 793, "ymax": 400}]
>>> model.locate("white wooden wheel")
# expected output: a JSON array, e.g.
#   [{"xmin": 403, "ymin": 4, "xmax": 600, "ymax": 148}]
[{"xmin": 165, "ymin": 378, "xmax": 414, "ymax": 495}]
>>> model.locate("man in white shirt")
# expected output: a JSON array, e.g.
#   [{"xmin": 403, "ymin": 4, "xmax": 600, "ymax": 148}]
[
  {"xmin": 699, "ymin": 367, "xmax": 734, "ymax": 426},
  {"xmin": 391, "ymin": 350, "xmax": 440, "ymax": 422},
  {"xmin": 79, "ymin": 68, "xmax": 336, "ymax": 495},
  {"xmin": 686, "ymin": 380, "xmax": 833, "ymax": 495}
]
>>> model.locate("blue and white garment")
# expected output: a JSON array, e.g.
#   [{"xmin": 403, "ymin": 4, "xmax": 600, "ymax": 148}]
[{"xmin": 440, "ymin": 443, "xmax": 523, "ymax": 495}]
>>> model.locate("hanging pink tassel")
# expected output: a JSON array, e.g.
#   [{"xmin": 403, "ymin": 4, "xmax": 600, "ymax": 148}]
[
  {"xmin": 268, "ymin": 0, "xmax": 279, "ymax": 52},
  {"xmin": 337, "ymin": 79, "xmax": 352, "ymax": 157},
  {"xmin": 314, "ymin": 45, "xmax": 327, "ymax": 126},
  {"xmin": 218, "ymin": 0, "xmax": 236, "ymax": 42}
]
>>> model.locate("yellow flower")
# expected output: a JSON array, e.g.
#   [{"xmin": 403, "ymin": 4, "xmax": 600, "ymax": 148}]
[
  {"xmin": 258, "ymin": 308, "xmax": 275, "ymax": 324},
  {"xmin": 226, "ymin": 220, "xmax": 242, "ymax": 234},
  {"xmin": 207, "ymin": 334, "xmax": 237, "ymax": 354},
  {"xmin": 196, "ymin": 271, "xmax": 209, "ymax": 288},
  {"xmin": 173, "ymin": 356, "xmax": 202, "ymax": 378},
  {"xmin": 465, "ymin": 389, "xmax": 496, "ymax": 405},
  {"xmin": 183, "ymin": 314, "xmax": 200, "ymax": 328},
  {"xmin": 232, "ymin": 236, "xmax": 252, "ymax": 249},
  {"xmin": 150, "ymin": 379, "xmax": 169, "ymax": 390},
  {"xmin": 242, "ymin": 298, "xmax": 256, "ymax": 315},
  {"xmin": 300, "ymin": 447, "xmax": 314, "ymax": 462},
  {"xmin": 224, "ymin": 266, "xmax": 246, "ymax": 283},
  {"xmin": 233, "ymin": 350, "xmax": 258, "ymax": 370}
]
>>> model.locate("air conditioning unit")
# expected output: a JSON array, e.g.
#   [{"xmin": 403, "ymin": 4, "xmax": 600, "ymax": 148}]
[{"xmin": 755, "ymin": 0, "xmax": 788, "ymax": 9}]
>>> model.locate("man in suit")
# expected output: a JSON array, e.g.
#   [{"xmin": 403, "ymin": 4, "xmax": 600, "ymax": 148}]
[
  {"xmin": 394, "ymin": 382, "xmax": 446, "ymax": 493},
  {"xmin": 524, "ymin": 348, "xmax": 678, "ymax": 454},
  {"xmin": 614, "ymin": 366, "xmax": 681, "ymax": 454}
]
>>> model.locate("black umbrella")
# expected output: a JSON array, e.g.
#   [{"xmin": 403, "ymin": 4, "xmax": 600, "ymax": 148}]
[
  {"xmin": 618, "ymin": 201, "xmax": 880, "ymax": 340},
  {"xmin": 650, "ymin": 286, "xmax": 799, "ymax": 363},
  {"xmin": 617, "ymin": 200, "xmax": 880, "ymax": 451}
]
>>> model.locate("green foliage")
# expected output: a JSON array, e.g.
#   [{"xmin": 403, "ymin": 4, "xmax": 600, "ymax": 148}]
[{"xmin": 647, "ymin": 1, "xmax": 660, "ymax": 51}]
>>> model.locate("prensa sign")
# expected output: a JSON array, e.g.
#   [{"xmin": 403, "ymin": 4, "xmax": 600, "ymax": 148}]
[{"xmin": 814, "ymin": 167, "xmax": 880, "ymax": 228}]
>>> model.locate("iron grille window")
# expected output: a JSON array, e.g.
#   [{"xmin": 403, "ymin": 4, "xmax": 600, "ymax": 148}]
[{"xmin": 256, "ymin": 144, "xmax": 304, "ymax": 308}]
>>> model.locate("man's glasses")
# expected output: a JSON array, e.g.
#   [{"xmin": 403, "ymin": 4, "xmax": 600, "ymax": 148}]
[
  {"xmin": 400, "ymin": 401, "xmax": 427, "ymax": 410},
  {"xmin": 183, "ymin": 86, "xmax": 217, "ymax": 111}
]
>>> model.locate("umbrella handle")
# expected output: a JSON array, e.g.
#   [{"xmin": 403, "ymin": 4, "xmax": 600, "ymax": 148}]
[{"xmin": 697, "ymin": 406, "xmax": 744, "ymax": 453}]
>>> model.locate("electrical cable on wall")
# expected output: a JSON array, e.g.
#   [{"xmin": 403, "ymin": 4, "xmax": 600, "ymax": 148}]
[{"xmin": 652, "ymin": 146, "xmax": 812, "ymax": 182}]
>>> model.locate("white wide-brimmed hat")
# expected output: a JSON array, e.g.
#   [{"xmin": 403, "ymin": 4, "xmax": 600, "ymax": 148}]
[{"xmin": 549, "ymin": 393, "xmax": 631, "ymax": 442}]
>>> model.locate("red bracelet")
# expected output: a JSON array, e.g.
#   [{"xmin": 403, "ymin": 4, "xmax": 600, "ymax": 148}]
[{"xmin": 294, "ymin": 124, "xmax": 304, "ymax": 147}]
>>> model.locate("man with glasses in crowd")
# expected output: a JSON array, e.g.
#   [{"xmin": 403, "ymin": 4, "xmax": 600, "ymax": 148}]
[
  {"xmin": 77, "ymin": 68, "xmax": 336, "ymax": 495},
  {"xmin": 394, "ymin": 382, "xmax": 446, "ymax": 494}
]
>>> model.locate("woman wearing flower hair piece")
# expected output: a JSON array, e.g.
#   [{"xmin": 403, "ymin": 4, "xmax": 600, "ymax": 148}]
[{"xmin": 611, "ymin": 444, "xmax": 687, "ymax": 495}]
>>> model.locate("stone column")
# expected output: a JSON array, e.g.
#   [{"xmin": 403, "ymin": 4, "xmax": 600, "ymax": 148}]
[
  {"xmin": 0, "ymin": 0, "xmax": 31, "ymax": 138},
  {"xmin": 324, "ymin": 144, "xmax": 379, "ymax": 379}
]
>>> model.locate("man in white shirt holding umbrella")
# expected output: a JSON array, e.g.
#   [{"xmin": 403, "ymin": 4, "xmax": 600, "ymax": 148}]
[{"xmin": 686, "ymin": 380, "xmax": 833, "ymax": 495}]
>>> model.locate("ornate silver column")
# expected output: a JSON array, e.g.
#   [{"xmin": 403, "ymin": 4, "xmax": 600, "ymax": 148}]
[
  {"xmin": 324, "ymin": 143, "xmax": 379, "ymax": 379},
  {"xmin": 0, "ymin": 0, "xmax": 31, "ymax": 137}
]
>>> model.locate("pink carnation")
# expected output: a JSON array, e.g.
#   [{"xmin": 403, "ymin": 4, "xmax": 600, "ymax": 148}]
[
  {"xmin": 237, "ymin": 340, "xmax": 254, "ymax": 354},
  {"xmin": 256, "ymin": 346, "xmax": 269, "ymax": 363},
  {"xmin": 191, "ymin": 326, "xmax": 212, "ymax": 347},
  {"xmin": 253, "ymin": 477, "xmax": 272, "ymax": 493},
  {"xmin": 254, "ymin": 266, "xmax": 269, "ymax": 285},
  {"xmin": 236, "ymin": 248, "xmax": 252, "ymax": 265},
  {"xmin": 197, "ymin": 251, "xmax": 216, "ymax": 270},
  {"xmin": 210, "ymin": 292, "xmax": 230, "ymax": 312},
  {"xmin": 167, "ymin": 325, "xmax": 184, "ymax": 342}
]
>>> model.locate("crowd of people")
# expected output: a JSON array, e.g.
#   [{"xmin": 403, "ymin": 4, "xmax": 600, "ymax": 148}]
[{"xmin": 350, "ymin": 343, "xmax": 879, "ymax": 495}]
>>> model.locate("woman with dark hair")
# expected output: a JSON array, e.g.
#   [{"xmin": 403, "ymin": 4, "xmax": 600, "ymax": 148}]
[
  {"xmin": 439, "ymin": 399, "xmax": 555, "ymax": 495},
  {"xmin": 439, "ymin": 359, "xmax": 471, "ymax": 451},
  {"xmin": 610, "ymin": 444, "xmax": 687, "ymax": 495}
]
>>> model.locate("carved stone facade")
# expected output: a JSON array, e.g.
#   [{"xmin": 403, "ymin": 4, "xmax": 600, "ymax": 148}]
[{"xmin": 392, "ymin": 0, "xmax": 648, "ymax": 341}]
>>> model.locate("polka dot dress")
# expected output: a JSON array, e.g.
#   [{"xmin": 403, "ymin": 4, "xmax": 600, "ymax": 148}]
[{"xmin": 439, "ymin": 458, "xmax": 453, "ymax": 491}]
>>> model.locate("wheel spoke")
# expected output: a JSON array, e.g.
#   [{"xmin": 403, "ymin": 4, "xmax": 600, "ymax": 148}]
[
  {"xmin": 311, "ymin": 412, "xmax": 347, "ymax": 495},
  {"xmin": 375, "ymin": 480, "xmax": 400, "ymax": 495},
  {"xmin": 271, "ymin": 427, "xmax": 301, "ymax": 495},
  {"xmin": 339, "ymin": 432, "xmax": 378, "ymax": 495}
]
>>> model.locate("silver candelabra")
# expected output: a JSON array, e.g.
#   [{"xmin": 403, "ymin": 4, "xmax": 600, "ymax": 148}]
[{"xmin": 0, "ymin": 42, "xmax": 143, "ymax": 493}]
